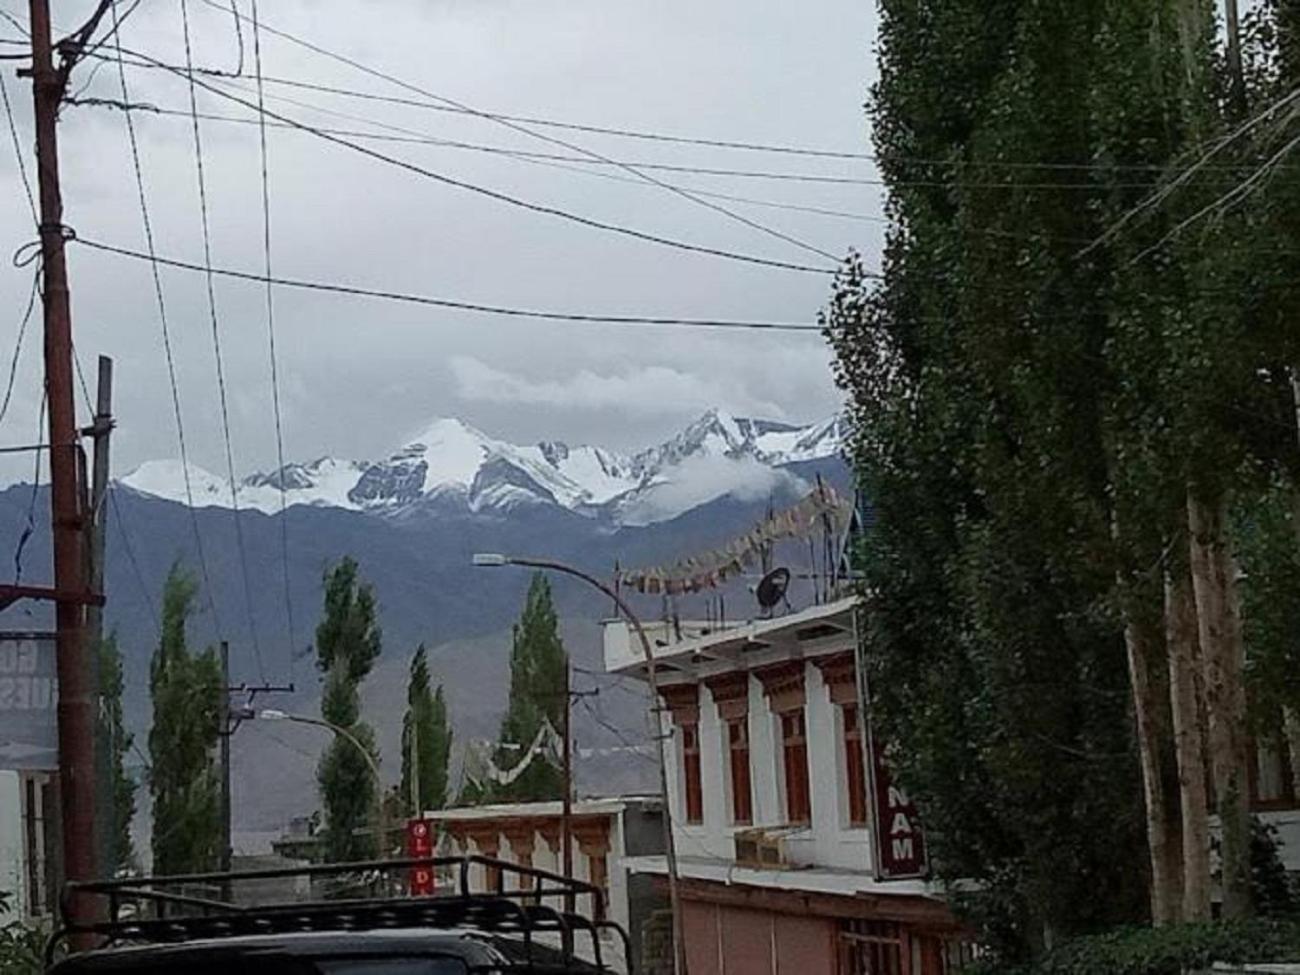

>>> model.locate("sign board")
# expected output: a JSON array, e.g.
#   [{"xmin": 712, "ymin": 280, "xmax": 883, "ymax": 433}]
[
  {"xmin": 869, "ymin": 740, "xmax": 928, "ymax": 880},
  {"xmin": 0, "ymin": 635, "xmax": 57, "ymax": 770},
  {"xmin": 407, "ymin": 818, "xmax": 436, "ymax": 895}
]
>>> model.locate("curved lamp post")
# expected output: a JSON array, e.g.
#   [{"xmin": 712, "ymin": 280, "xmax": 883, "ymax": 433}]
[
  {"xmin": 473, "ymin": 553, "xmax": 687, "ymax": 975},
  {"xmin": 256, "ymin": 709, "xmax": 391, "ymax": 860}
]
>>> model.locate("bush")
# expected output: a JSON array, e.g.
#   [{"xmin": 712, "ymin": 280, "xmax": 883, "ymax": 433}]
[{"xmin": 965, "ymin": 919, "xmax": 1300, "ymax": 975}]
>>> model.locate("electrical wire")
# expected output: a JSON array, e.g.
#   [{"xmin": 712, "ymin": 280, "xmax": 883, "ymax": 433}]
[
  {"xmin": 1, "ymin": 69, "xmax": 35, "ymax": 222},
  {"xmin": 106, "ymin": 0, "xmax": 224, "ymax": 639},
  {"xmin": 11, "ymin": 390, "xmax": 44, "ymax": 586},
  {"xmin": 250, "ymin": 0, "xmax": 295, "ymax": 681},
  {"xmin": 107, "ymin": 44, "xmax": 836, "ymax": 275},
  {"xmin": 179, "ymin": 0, "xmax": 265, "ymax": 680},
  {"xmin": 68, "ymin": 96, "xmax": 889, "ymax": 227},
  {"xmin": 177, "ymin": 4, "xmax": 1300, "ymax": 175},
  {"xmin": 188, "ymin": 0, "xmax": 840, "ymax": 264},
  {"xmin": 73, "ymin": 236, "xmax": 826, "ymax": 331}
]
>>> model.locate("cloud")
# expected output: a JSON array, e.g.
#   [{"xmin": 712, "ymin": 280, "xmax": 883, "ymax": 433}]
[
  {"xmin": 618, "ymin": 454, "xmax": 807, "ymax": 527},
  {"xmin": 449, "ymin": 357, "xmax": 789, "ymax": 419}
]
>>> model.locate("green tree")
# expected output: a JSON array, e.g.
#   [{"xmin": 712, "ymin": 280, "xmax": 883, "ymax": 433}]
[
  {"xmin": 315, "ymin": 557, "xmax": 382, "ymax": 862},
  {"xmin": 491, "ymin": 573, "xmax": 566, "ymax": 802},
  {"xmin": 98, "ymin": 632, "xmax": 137, "ymax": 875},
  {"xmin": 400, "ymin": 644, "xmax": 453, "ymax": 814},
  {"xmin": 149, "ymin": 565, "xmax": 222, "ymax": 875}
]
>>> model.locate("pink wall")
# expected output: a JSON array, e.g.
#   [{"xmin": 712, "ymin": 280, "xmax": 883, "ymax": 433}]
[{"xmin": 682, "ymin": 901, "xmax": 837, "ymax": 975}]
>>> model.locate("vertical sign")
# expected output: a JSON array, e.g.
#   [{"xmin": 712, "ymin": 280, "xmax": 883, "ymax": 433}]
[
  {"xmin": 869, "ymin": 741, "xmax": 928, "ymax": 879},
  {"xmin": 850, "ymin": 600, "xmax": 928, "ymax": 881},
  {"xmin": 0, "ymin": 636, "xmax": 57, "ymax": 770},
  {"xmin": 407, "ymin": 818, "xmax": 436, "ymax": 895}
]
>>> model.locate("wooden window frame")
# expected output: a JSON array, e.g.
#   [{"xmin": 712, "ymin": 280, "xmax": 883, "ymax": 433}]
[
  {"xmin": 780, "ymin": 708, "xmax": 812, "ymax": 825},
  {"xmin": 681, "ymin": 721, "xmax": 704, "ymax": 824},
  {"xmin": 843, "ymin": 703, "xmax": 869, "ymax": 828},
  {"xmin": 727, "ymin": 717, "xmax": 754, "ymax": 825}
]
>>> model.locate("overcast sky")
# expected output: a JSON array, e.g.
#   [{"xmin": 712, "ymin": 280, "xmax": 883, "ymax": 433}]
[{"xmin": 0, "ymin": 0, "xmax": 881, "ymax": 481}]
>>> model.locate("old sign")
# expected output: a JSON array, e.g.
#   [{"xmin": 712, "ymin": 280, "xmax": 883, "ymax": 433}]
[
  {"xmin": 0, "ymin": 635, "xmax": 57, "ymax": 770},
  {"xmin": 870, "ymin": 739, "xmax": 928, "ymax": 880}
]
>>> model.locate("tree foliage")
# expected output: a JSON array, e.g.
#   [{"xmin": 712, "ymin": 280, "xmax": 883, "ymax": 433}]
[
  {"xmin": 149, "ymin": 565, "xmax": 222, "ymax": 876},
  {"xmin": 483, "ymin": 573, "xmax": 566, "ymax": 803},
  {"xmin": 400, "ymin": 644, "xmax": 452, "ymax": 814},
  {"xmin": 315, "ymin": 557, "xmax": 382, "ymax": 862},
  {"xmin": 98, "ymin": 631, "xmax": 137, "ymax": 875},
  {"xmin": 828, "ymin": 0, "xmax": 1300, "ymax": 957}
]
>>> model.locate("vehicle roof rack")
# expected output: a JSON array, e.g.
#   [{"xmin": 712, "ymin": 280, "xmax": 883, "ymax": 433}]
[{"xmin": 50, "ymin": 855, "xmax": 631, "ymax": 974}]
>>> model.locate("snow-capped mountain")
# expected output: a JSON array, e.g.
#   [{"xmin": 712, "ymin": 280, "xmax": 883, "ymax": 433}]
[{"xmin": 118, "ymin": 410, "xmax": 846, "ymax": 527}]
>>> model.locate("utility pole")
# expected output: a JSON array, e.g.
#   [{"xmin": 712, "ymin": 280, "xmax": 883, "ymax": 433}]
[
  {"xmin": 27, "ymin": 0, "xmax": 95, "ymax": 915},
  {"xmin": 218, "ymin": 643, "xmax": 293, "ymax": 888},
  {"xmin": 85, "ymin": 357, "xmax": 113, "ymax": 879},
  {"xmin": 218, "ymin": 642, "xmax": 232, "ymax": 879},
  {"xmin": 561, "ymin": 657, "xmax": 572, "ymax": 884}
]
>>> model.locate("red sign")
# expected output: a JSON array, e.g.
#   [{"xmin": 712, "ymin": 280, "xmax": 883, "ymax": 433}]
[
  {"xmin": 407, "ymin": 818, "xmax": 436, "ymax": 895},
  {"xmin": 870, "ymin": 743, "xmax": 928, "ymax": 880}
]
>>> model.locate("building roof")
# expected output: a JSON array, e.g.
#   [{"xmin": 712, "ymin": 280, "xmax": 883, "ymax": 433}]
[
  {"xmin": 603, "ymin": 595, "xmax": 860, "ymax": 679},
  {"xmin": 422, "ymin": 795, "xmax": 661, "ymax": 822},
  {"xmin": 621, "ymin": 854, "xmax": 937, "ymax": 902}
]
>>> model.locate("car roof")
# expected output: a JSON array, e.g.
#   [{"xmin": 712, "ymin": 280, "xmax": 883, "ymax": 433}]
[{"xmin": 49, "ymin": 928, "xmax": 506, "ymax": 972}]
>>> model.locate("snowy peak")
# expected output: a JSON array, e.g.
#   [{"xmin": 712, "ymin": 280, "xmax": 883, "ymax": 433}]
[{"xmin": 119, "ymin": 410, "xmax": 845, "ymax": 526}]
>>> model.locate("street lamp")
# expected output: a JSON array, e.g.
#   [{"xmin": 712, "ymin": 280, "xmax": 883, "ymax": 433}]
[
  {"xmin": 253, "ymin": 709, "xmax": 391, "ymax": 860},
  {"xmin": 473, "ymin": 553, "xmax": 687, "ymax": 975}
]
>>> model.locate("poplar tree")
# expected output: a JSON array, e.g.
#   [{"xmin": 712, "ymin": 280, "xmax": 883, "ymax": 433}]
[
  {"xmin": 149, "ymin": 565, "xmax": 222, "ymax": 875},
  {"xmin": 315, "ymin": 557, "xmax": 382, "ymax": 862},
  {"xmin": 401, "ymin": 644, "xmax": 453, "ymax": 814},
  {"xmin": 490, "ymin": 573, "xmax": 566, "ymax": 803},
  {"xmin": 98, "ymin": 632, "xmax": 137, "ymax": 874}
]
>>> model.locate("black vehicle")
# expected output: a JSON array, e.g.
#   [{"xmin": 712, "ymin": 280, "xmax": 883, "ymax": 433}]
[{"xmin": 45, "ymin": 856, "xmax": 630, "ymax": 975}]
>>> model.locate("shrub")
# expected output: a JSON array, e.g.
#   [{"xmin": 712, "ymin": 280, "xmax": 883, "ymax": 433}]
[{"xmin": 965, "ymin": 919, "xmax": 1300, "ymax": 975}]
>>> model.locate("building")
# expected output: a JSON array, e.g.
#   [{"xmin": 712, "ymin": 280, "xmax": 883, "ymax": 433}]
[
  {"xmin": 603, "ymin": 596, "xmax": 967, "ymax": 975},
  {"xmin": 428, "ymin": 796, "xmax": 665, "ymax": 974},
  {"xmin": 0, "ymin": 769, "xmax": 54, "ymax": 925}
]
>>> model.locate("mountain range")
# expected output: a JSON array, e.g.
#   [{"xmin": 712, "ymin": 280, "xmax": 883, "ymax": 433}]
[
  {"xmin": 0, "ymin": 409, "xmax": 849, "ymax": 844},
  {"xmin": 119, "ymin": 409, "xmax": 846, "ymax": 527}
]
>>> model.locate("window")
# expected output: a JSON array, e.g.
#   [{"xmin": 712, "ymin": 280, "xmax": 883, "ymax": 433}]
[
  {"xmin": 681, "ymin": 722, "xmax": 704, "ymax": 824},
  {"xmin": 728, "ymin": 718, "xmax": 753, "ymax": 825},
  {"xmin": 780, "ymin": 709, "xmax": 811, "ymax": 824},
  {"xmin": 843, "ymin": 704, "xmax": 869, "ymax": 827},
  {"xmin": 838, "ymin": 919, "xmax": 903, "ymax": 975}
]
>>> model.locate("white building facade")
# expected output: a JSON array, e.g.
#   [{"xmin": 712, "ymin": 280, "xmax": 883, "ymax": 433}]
[
  {"xmin": 604, "ymin": 597, "xmax": 966, "ymax": 975},
  {"xmin": 426, "ymin": 796, "xmax": 665, "ymax": 974}
]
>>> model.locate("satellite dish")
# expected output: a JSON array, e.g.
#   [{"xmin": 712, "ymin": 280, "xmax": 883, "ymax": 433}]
[{"xmin": 755, "ymin": 567, "xmax": 791, "ymax": 614}]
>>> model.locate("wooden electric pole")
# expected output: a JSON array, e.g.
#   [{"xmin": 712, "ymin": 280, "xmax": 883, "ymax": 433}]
[
  {"xmin": 27, "ymin": 0, "xmax": 96, "ymax": 914},
  {"xmin": 85, "ymin": 357, "xmax": 113, "ymax": 878}
]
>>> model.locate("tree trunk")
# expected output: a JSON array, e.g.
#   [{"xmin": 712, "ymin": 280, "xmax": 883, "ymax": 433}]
[
  {"xmin": 1123, "ymin": 606, "xmax": 1184, "ymax": 924},
  {"xmin": 1187, "ymin": 488, "xmax": 1252, "ymax": 919},
  {"xmin": 1167, "ymin": 565, "xmax": 1212, "ymax": 921},
  {"xmin": 1223, "ymin": 0, "xmax": 1249, "ymax": 117}
]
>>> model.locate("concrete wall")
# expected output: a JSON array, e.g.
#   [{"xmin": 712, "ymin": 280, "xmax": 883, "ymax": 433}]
[
  {"xmin": 662, "ymin": 657, "xmax": 873, "ymax": 873},
  {"xmin": 0, "ymin": 770, "xmax": 24, "ymax": 922}
]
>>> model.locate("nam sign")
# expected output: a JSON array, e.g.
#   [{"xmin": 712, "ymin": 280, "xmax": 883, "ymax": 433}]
[
  {"xmin": 0, "ymin": 636, "xmax": 57, "ymax": 770},
  {"xmin": 870, "ymin": 740, "xmax": 928, "ymax": 880}
]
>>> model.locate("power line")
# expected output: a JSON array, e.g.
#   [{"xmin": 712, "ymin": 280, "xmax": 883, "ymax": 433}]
[
  {"xmin": 106, "ymin": 0, "xmax": 224, "ymax": 638},
  {"xmin": 69, "ymin": 96, "xmax": 889, "ymax": 226},
  {"xmin": 184, "ymin": 0, "xmax": 837, "ymax": 265},
  {"xmin": 106, "ymin": 44, "xmax": 837, "ymax": 275},
  {"xmin": 250, "ymin": 0, "xmax": 295, "ymax": 681},
  {"xmin": 179, "ymin": 0, "xmax": 265, "ymax": 680},
  {"xmin": 73, "ymin": 236, "xmax": 827, "ymax": 332},
  {"xmin": 0, "ymin": 269, "xmax": 38, "ymax": 435}
]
